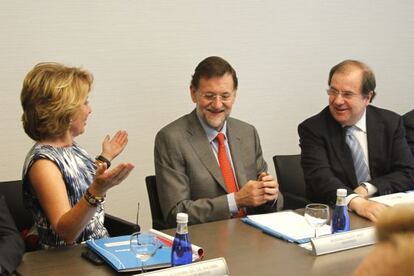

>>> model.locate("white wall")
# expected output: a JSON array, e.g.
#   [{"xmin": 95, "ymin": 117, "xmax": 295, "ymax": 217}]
[{"xmin": 1, "ymin": 0, "xmax": 414, "ymax": 230}]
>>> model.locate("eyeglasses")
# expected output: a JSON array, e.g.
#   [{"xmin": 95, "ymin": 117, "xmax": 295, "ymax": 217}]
[
  {"xmin": 199, "ymin": 92, "xmax": 234, "ymax": 102},
  {"xmin": 326, "ymin": 88, "xmax": 358, "ymax": 100}
]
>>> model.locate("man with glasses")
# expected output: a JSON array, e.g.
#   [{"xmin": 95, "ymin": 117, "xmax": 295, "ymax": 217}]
[
  {"xmin": 298, "ymin": 60, "xmax": 414, "ymax": 221},
  {"xmin": 154, "ymin": 56, "xmax": 280, "ymax": 227}
]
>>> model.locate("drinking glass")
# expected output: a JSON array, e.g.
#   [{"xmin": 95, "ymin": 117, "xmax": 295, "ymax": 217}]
[
  {"xmin": 130, "ymin": 231, "xmax": 160, "ymax": 273},
  {"xmin": 304, "ymin": 203, "xmax": 330, "ymax": 238}
]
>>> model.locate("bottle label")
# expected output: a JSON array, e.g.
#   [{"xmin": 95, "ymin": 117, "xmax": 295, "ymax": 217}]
[
  {"xmin": 176, "ymin": 223, "xmax": 188, "ymax": 235},
  {"xmin": 336, "ymin": 196, "xmax": 346, "ymax": 206}
]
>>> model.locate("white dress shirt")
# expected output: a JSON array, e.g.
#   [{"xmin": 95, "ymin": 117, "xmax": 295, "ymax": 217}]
[{"xmin": 345, "ymin": 110, "xmax": 378, "ymax": 205}]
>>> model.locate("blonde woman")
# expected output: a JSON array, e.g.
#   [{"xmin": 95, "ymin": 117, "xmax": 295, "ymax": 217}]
[{"xmin": 21, "ymin": 63, "xmax": 134, "ymax": 248}]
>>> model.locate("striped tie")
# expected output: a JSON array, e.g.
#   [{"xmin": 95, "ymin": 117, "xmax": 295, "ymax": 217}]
[
  {"xmin": 345, "ymin": 126, "xmax": 371, "ymax": 183},
  {"xmin": 216, "ymin": 133, "xmax": 245, "ymax": 217}
]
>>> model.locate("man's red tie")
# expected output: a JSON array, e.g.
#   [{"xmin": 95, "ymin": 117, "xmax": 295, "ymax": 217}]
[{"xmin": 216, "ymin": 133, "xmax": 245, "ymax": 217}]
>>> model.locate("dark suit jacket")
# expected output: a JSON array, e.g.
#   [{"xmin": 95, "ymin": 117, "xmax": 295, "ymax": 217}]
[
  {"xmin": 403, "ymin": 109, "xmax": 414, "ymax": 156},
  {"xmin": 155, "ymin": 110, "xmax": 280, "ymax": 227},
  {"xmin": 298, "ymin": 106, "xmax": 414, "ymax": 206},
  {"xmin": 0, "ymin": 195, "xmax": 24, "ymax": 274}
]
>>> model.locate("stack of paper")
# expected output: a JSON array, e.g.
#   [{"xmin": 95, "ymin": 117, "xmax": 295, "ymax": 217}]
[
  {"xmin": 242, "ymin": 210, "xmax": 331, "ymax": 244},
  {"xmin": 369, "ymin": 192, "xmax": 414, "ymax": 206}
]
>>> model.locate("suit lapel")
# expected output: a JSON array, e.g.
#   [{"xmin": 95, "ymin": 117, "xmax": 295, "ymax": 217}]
[
  {"xmin": 227, "ymin": 120, "xmax": 248, "ymax": 189},
  {"xmin": 186, "ymin": 111, "xmax": 228, "ymax": 192},
  {"xmin": 366, "ymin": 107, "xmax": 383, "ymax": 177}
]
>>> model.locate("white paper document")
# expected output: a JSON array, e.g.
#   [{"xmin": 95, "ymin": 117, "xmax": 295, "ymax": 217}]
[
  {"xmin": 369, "ymin": 192, "xmax": 414, "ymax": 206},
  {"xmin": 242, "ymin": 211, "xmax": 331, "ymax": 244}
]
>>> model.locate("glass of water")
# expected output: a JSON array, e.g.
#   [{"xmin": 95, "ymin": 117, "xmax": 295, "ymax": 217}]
[
  {"xmin": 130, "ymin": 231, "xmax": 160, "ymax": 272},
  {"xmin": 304, "ymin": 203, "xmax": 330, "ymax": 238}
]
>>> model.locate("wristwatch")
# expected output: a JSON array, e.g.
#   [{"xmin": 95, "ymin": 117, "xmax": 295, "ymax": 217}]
[
  {"xmin": 360, "ymin": 183, "xmax": 369, "ymax": 193},
  {"xmin": 95, "ymin": 155, "xmax": 111, "ymax": 169},
  {"xmin": 84, "ymin": 188, "xmax": 105, "ymax": 207}
]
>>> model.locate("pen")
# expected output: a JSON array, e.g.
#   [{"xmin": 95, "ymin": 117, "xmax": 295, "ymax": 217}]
[{"xmin": 257, "ymin": 171, "xmax": 268, "ymax": 181}]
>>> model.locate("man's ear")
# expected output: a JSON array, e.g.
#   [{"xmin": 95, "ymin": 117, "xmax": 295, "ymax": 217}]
[
  {"xmin": 365, "ymin": 91, "xmax": 374, "ymax": 105},
  {"xmin": 190, "ymin": 85, "xmax": 197, "ymax": 103}
]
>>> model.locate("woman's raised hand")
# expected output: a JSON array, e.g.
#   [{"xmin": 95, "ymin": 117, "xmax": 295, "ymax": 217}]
[
  {"xmin": 101, "ymin": 130, "xmax": 129, "ymax": 161},
  {"xmin": 90, "ymin": 162, "xmax": 135, "ymax": 196}
]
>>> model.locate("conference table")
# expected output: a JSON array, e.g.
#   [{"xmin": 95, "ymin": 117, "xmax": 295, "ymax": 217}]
[{"xmin": 17, "ymin": 211, "xmax": 373, "ymax": 275}]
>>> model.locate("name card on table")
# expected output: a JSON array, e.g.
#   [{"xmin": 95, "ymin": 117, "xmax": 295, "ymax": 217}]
[
  {"xmin": 140, "ymin": 258, "xmax": 229, "ymax": 276},
  {"xmin": 311, "ymin": 227, "xmax": 376, "ymax": 256}
]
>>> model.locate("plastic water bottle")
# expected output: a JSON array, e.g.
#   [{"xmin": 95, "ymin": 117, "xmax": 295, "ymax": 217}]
[
  {"xmin": 331, "ymin": 188, "xmax": 350, "ymax": 233},
  {"xmin": 171, "ymin": 213, "xmax": 192, "ymax": 266}
]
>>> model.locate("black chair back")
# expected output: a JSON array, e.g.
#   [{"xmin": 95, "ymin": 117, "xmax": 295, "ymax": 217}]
[
  {"xmin": 273, "ymin": 155, "xmax": 310, "ymax": 210},
  {"xmin": 104, "ymin": 213, "xmax": 140, "ymax": 236},
  {"xmin": 145, "ymin": 175, "xmax": 168, "ymax": 230},
  {"xmin": 0, "ymin": 180, "xmax": 34, "ymax": 231}
]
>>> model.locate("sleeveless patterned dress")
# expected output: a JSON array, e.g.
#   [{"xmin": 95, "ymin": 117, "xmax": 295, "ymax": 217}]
[{"xmin": 22, "ymin": 142, "xmax": 109, "ymax": 248}]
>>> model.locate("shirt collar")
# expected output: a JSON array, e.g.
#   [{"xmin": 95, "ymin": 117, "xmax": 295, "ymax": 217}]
[
  {"xmin": 353, "ymin": 109, "xmax": 367, "ymax": 133},
  {"xmin": 196, "ymin": 114, "xmax": 228, "ymax": 143}
]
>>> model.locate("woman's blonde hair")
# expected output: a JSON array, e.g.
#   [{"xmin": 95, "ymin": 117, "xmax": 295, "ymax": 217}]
[{"xmin": 21, "ymin": 62, "xmax": 93, "ymax": 141}]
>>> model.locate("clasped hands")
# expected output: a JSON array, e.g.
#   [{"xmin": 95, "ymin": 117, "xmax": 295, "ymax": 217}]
[{"xmin": 235, "ymin": 172, "xmax": 279, "ymax": 208}]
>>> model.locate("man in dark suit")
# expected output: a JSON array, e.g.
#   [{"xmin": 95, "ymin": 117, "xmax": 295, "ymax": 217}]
[
  {"xmin": 403, "ymin": 109, "xmax": 414, "ymax": 155},
  {"xmin": 0, "ymin": 195, "xmax": 24, "ymax": 274},
  {"xmin": 155, "ymin": 56, "xmax": 280, "ymax": 227},
  {"xmin": 298, "ymin": 60, "xmax": 414, "ymax": 221}
]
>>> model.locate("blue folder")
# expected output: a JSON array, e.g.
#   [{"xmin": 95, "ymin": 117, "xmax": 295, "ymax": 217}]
[{"xmin": 86, "ymin": 235, "xmax": 171, "ymax": 272}]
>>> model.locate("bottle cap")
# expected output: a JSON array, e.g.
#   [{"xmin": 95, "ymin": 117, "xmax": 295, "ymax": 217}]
[
  {"xmin": 176, "ymin": 213, "xmax": 188, "ymax": 223},
  {"xmin": 337, "ymin": 188, "xmax": 347, "ymax": 197}
]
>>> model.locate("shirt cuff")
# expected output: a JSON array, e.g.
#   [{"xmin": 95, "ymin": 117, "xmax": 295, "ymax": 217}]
[
  {"xmin": 362, "ymin": 182, "xmax": 378, "ymax": 196},
  {"xmin": 346, "ymin": 193, "xmax": 360, "ymax": 206},
  {"xmin": 227, "ymin": 193, "xmax": 239, "ymax": 214}
]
